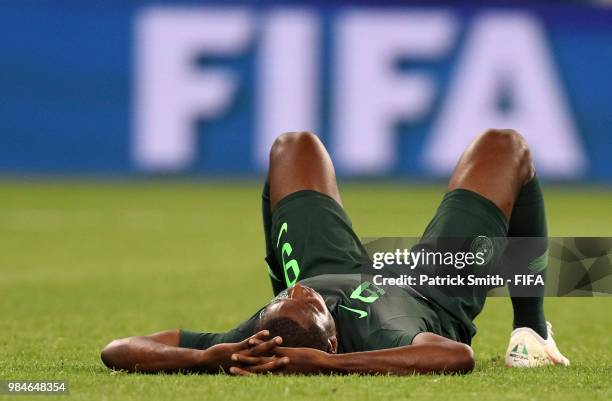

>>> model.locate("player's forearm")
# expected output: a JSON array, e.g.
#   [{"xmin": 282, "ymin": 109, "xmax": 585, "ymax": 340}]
[
  {"xmin": 324, "ymin": 343, "xmax": 474, "ymax": 375},
  {"xmin": 100, "ymin": 336, "xmax": 209, "ymax": 373}
]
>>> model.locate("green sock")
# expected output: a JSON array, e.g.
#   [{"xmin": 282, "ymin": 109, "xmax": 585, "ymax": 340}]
[
  {"xmin": 508, "ymin": 176, "xmax": 548, "ymax": 339},
  {"xmin": 262, "ymin": 179, "xmax": 286, "ymax": 295}
]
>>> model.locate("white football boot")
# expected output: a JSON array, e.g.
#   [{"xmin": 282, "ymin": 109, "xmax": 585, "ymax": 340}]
[{"xmin": 505, "ymin": 322, "xmax": 570, "ymax": 367}]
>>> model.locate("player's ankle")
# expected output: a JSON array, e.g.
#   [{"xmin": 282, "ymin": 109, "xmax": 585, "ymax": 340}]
[{"xmin": 513, "ymin": 323, "xmax": 548, "ymax": 340}]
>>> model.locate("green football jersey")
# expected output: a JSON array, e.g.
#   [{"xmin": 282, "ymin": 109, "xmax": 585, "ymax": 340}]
[{"xmin": 180, "ymin": 273, "xmax": 469, "ymax": 353}]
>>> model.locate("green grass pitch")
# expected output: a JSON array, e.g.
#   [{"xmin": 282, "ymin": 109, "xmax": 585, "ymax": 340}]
[{"xmin": 1, "ymin": 181, "xmax": 611, "ymax": 401}]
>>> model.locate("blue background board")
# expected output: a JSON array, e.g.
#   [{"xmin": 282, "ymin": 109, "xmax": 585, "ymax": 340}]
[{"xmin": 0, "ymin": 2, "xmax": 610, "ymax": 179}]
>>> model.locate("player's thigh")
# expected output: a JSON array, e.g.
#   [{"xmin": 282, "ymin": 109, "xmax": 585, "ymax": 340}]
[
  {"xmin": 447, "ymin": 129, "xmax": 533, "ymax": 219},
  {"xmin": 268, "ymin": 132, "xmax": 341, "ymax": 210}
]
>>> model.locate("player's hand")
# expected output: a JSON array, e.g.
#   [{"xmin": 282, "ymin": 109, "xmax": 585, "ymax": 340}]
[
  {"xmin": 226, "ymin": 335, "xmax": 289, "ymax": 375},
  {"xmin": 229, "ymin": 346, "xmax": 329, "ymax": 375},
  {"xmin": 202, "ymin": 330, "xmax": 280, "ymax": 372}
]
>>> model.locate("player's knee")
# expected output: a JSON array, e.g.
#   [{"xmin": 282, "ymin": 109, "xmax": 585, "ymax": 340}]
[
  {"xmin": 481, "ymin": 129, "xmax": 533, "ymax": 181},
  {"xmin": 269, "ymin": 131, "xmax": 321, "ymax": 163}
]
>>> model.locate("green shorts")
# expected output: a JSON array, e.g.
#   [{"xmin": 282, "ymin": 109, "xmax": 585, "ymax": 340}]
[
  {"xmin": 269, "ymin": 190, "xmax": 368, "ymax": 288},
  {"xmin": 422, "ymin": 188, "xmax": 509, "ymax": 239},
  {"xmin": 418, "ymin": 188, "xmax": 509, "ymax": 342}
]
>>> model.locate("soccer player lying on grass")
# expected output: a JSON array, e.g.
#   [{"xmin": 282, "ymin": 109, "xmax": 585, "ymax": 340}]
[{"xmin": 101, "ymin": 129, "xmax": 569, "ymax": 375}]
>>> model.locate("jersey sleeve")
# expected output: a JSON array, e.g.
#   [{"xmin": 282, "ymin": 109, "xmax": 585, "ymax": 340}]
[
  {"xmin": 363, "ymin": 317, "xmax": 429, "ymax": 351},
  {"xmin": 179, "ymin": 309, "xmax": 262, "ymax": 350}
]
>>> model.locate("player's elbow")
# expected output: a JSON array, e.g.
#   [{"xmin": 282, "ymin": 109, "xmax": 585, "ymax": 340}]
[
  {"xmin": 450, "ymin": 343, "xmax": 475, "ymax": 374},
  {"xmin": 100, "ymin": 338, "xmax": 128, "ymax": 370}
]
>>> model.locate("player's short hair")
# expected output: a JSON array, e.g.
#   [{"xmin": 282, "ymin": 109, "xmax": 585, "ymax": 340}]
[{"xmin": 258, "ymin": 317, "xmax": 329, "ymax": 352}]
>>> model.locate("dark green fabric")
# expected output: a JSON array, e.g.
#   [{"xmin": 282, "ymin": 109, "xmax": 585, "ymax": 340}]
[
  {"xmin": 314, "ymin": 274, "xmax": 441, "ymax": 352},
  {"xmin": 179, "ymin": 274, "xmax": 463, "ymax": 352},
  {"xmin": 179, "ymin": 305, "xmax": 264, "ymax": 350},
  {"xmin": 262, "ymin": 179, "xmax": 286, "ymax": 295},
  {"xmin": 507, "ymin": 176, "xmax": 548, "ymax": 338},
  {"xmin": 419, "ymin": 188, "xmax": 509, "ymax": 341},
  {"xmin": 269, "ymin": 190, "xmax": 368, "ymax": 286}
]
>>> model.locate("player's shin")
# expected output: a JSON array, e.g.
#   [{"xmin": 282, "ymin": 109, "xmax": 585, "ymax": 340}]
[{"xmin": 507, "ymin": 176, "xmax": 548, "ymax": 339}]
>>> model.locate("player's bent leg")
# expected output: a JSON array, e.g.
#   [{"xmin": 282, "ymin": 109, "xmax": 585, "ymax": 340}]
[
  {"xmin": 263, "ymin": 132, "xmax": 366, "ymax": 291},
  {"xmin": 262, "ymin": 132, "xmax": 344, "ymax": 291},
  {"xmin": 268, "ymin": 132, "xmax": 341, "ymax": 210},
  {"xmin": 444, "ymin": 129, "xmax": 569, "ymax": 367},
  {"xmin": 447, "ymin": 128, "xmax": 534, "ymax": 219},
  {"xmin": 263, "ymin": 132, "xmax": 342, "ymax": 294}
]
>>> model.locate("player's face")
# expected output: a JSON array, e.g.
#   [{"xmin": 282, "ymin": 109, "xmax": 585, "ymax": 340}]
[{"xmin": 264, "ymin": 284, "xmax": 337, "ymax": 345}]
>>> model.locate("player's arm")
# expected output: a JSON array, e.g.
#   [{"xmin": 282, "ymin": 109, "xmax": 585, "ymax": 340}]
[
  {"xmin": 100, "ymin": 329, "xmax": 286, "ymax": 373},
  {"xmin": 230, "ymin": 332, "xmax": 474, "ymax": 376},
  {"xmin": 100, "ymin": 329, "xmax": 205, "ymax": 373},
  {"xmin": 323, "ymin": 332, "xmax": 474, "ymax": 375}
]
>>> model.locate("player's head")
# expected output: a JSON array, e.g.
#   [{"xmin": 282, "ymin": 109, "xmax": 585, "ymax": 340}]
[{"xmin": 258, "ymin": 283, "xmax": 338, "ymax": 353}]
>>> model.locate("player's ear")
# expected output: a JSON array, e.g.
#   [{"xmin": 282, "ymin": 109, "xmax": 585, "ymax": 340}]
[{"xmin": 327, "ymin": 336, "xmax": 338, "ymax": 354}]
